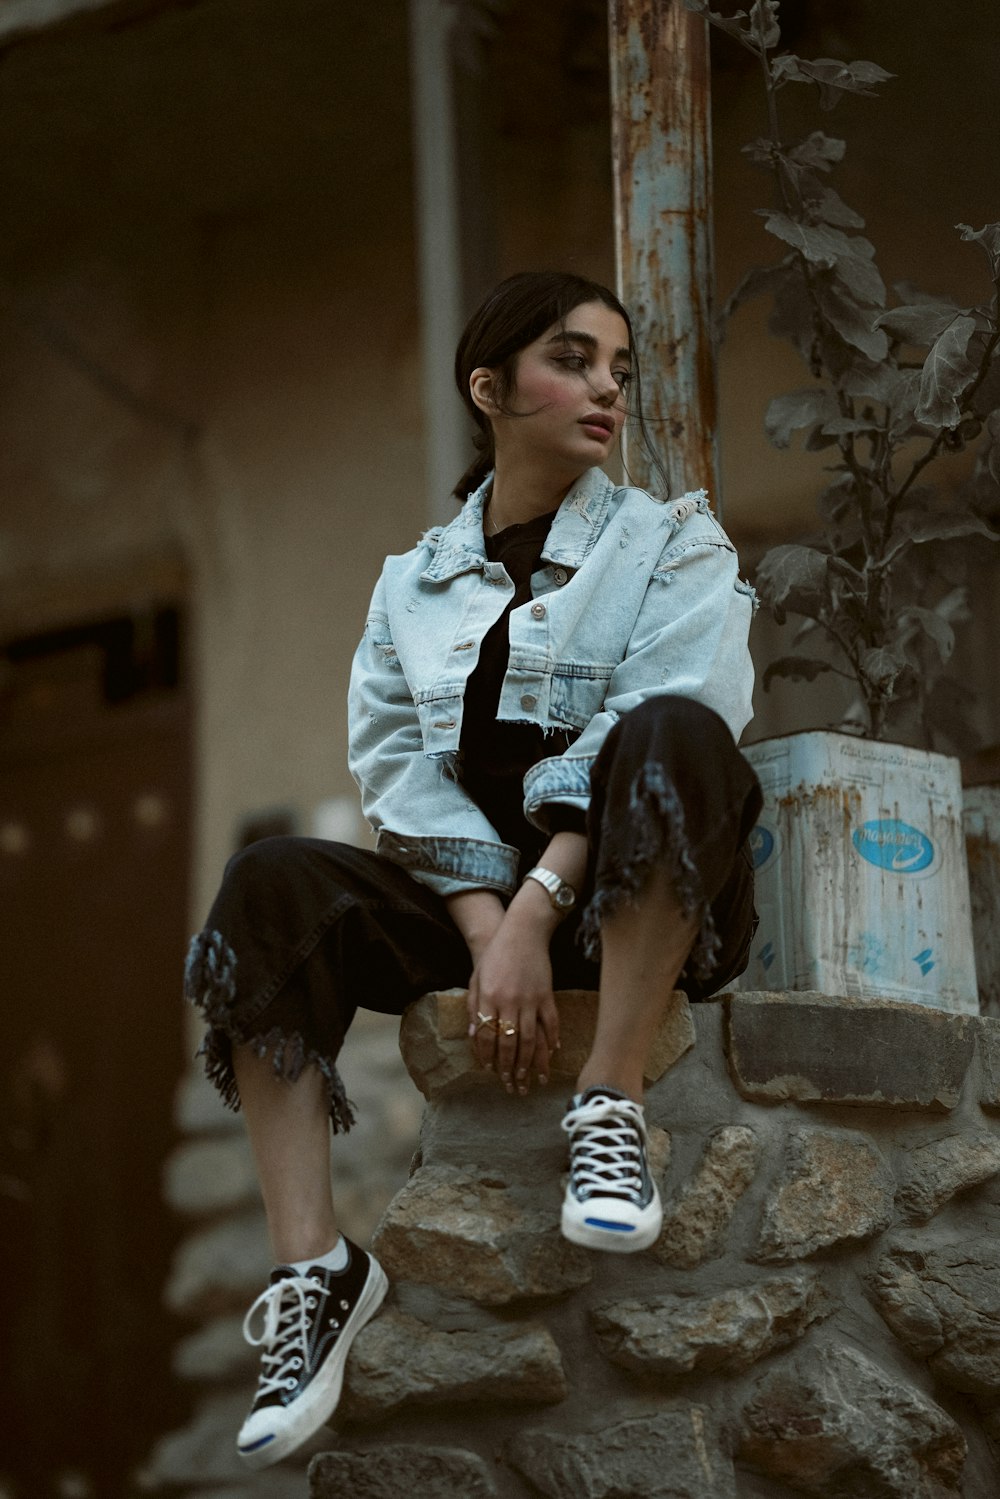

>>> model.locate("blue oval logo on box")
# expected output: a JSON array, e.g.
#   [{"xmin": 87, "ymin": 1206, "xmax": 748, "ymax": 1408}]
[
  {"xmin": 852, "ymin": 819, "xmax": 934, "ymax": 874},
  {"xmin": 749, "ymin": 824, "xmax": 775, "ymax": 869}
]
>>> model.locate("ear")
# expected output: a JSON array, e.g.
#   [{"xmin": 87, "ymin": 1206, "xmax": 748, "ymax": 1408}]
[{"xmin": 469, "ymin": 367, "xmax": 497, "ymax": 417}]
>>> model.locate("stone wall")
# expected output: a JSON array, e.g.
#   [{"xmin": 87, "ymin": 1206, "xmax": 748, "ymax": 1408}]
[{"xmin": 304, "ymin": 989, "xmax": 1000, "ymax": 1499}]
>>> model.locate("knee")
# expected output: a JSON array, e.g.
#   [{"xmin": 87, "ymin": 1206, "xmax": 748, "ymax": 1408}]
[
  {"xmin": 221, "ymin": 834, "xmax": 306, "ymax": 891},
  {"xmin": 617, "ymin": 694, "xmax": 731, "ymax": 753}
]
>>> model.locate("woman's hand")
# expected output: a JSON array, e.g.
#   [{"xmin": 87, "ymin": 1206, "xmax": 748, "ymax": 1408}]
[{"xmin": 466, "ymin": 902, "xmax": 561, "ymax": 1093}]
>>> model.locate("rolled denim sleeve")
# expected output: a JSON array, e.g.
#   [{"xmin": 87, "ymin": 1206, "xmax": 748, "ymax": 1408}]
[
  {"xmin": 522, "ymin": 523, "xmax": 755, "ymax": 830},
  {"xmin": 348, "ymin": 573, "xmax": 520, "ymax": 898}
]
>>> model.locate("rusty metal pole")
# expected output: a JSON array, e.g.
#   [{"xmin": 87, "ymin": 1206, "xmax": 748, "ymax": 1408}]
[{"xmin": 609, "ymin": 0, "xmax": 720, "ymax": 510}]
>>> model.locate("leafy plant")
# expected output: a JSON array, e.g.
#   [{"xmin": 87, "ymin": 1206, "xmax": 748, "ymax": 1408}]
[{"xmin": 686, "ymin": 0, "xmax": 1000, "ymax": 745}]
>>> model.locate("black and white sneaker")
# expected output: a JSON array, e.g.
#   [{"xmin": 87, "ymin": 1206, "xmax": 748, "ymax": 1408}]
[
  {"xmin": 561, "ymin": 1086, "xmax": 662, "ymax": 1252},
  {"xmin": 237, "ymin": 1237, "xmax": 388, "ymax": 1469}
]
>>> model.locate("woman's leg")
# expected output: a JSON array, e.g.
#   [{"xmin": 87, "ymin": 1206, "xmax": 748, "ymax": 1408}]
[
  {"xmin": 233, "ymin": 1044, "xmax": 338, "ymax": 1264},
  {"xmin": 576, "ymin": 864, "xmax": 697, "ymax": 1102},
  {"xmin": 560, "ymin": 695, "xmax": 761, "ymax": 1252}
]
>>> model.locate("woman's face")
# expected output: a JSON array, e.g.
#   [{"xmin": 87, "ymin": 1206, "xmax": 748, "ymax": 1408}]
[{"xmin": 477, "ymin": 300, "xmax": 632, "ymax": 482}]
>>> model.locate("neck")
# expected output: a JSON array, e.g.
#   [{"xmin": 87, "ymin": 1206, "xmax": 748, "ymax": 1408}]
[{"xmin": 486, "ymin": 455, "xmax": 582, "ymax": 533}]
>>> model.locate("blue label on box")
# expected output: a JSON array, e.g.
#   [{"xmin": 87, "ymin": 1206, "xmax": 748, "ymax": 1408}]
[
  {"xmin": 852, "ymin": 819, "xmax": 934, "ymax": 874},
  {"xmin": 749, "ymin": 824, "xmax": 775, "ymax": 869}
]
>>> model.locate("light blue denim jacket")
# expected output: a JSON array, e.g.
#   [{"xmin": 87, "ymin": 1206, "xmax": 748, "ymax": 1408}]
[{"xmin": 348, "ymin": 466, "xmax": 756, "ymax": 898}]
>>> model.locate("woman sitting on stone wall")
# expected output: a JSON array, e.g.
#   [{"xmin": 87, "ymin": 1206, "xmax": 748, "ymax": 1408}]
[{"xmin": 185, "ymin": 269, "xmax": 762, "ymax": 1469}]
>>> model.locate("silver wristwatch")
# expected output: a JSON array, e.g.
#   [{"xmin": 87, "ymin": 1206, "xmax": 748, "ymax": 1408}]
[{"xmin": 523, "ymin": 865, "xmax": 577, "ymax": 916}]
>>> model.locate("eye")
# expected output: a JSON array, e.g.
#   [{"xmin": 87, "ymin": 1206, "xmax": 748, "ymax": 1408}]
[
  {"xmin": 613, "ymin": 369, "xmax": 632, "ymax": 391},
  {"xmin": 557, "ymin": 354, "xmax": 588, "ymax": 372}
]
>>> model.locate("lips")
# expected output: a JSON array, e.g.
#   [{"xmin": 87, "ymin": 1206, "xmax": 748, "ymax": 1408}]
[{"xmin": 580, "ymin": 413, "xmax": 615, "ymax": 437}]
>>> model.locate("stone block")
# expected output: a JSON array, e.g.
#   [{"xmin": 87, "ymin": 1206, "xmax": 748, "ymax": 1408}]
[
  {"xmin": 341, "ymin": 1306, "xmax": 566, "ymax": 1419},
  {"xmin": 895, "ymin": 1130, "xmax": 1000, "ymax": 1221},
  {"xmin": 726, "ymin": 991, "xmax": 975, "ymax": 1110},
  {"xmin": 163, "ymin": 1133, "xmax": 261, "ymax": 1217},
  {"xmin": 590, "ymin": 1270, "xmax": 829, "ymax": 1376},
  {"xmin": 309, "ymin": 1445, "xmax": 497, "ymax": 1499},
  {"xmin": 975, "ymin": 1015, "xmax": 1000, "ymax": 1110},
  {"xmin": 507, "ymin": 1409, "xmax": 736, "ymax": 1499},
  {"xmin": 372, "ymin": 1163, "xmax": 591, "ymax": 1304},
  {"xmin": 654, "ymin": 1124, "xmax": 760, "ymax": 1268},
  {"xmin": 755, "ymin": 1126, "xmax": 894, "ymax": 1262},
  {"xmin": 867, "ymin": 1237, "xmax": 1000, "ymax": 1397},
  {"xmin": 738, "ymin": 1342, "xmax": 966, "ymax": 1497},
  {"xmin": 400, "ymin": 988, "xmax": 694, "ymax": 1100},
  {"xmin": 164, "ymin": 1210, "xmax": 271, "ymax": 1318}
]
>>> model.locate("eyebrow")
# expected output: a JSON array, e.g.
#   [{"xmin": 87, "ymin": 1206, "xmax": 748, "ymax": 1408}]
[{"xmin": 547, "ymin": 330, "xmax": 632, "ymax": 363}]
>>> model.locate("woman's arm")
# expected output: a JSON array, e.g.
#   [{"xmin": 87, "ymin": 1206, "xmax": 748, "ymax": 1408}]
[{"xmin": 457, "ymin": 827, "xmax": 589, "ymax": 1092}]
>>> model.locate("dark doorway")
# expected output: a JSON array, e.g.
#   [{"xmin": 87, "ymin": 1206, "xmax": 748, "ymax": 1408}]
[{"xmin": 0, "ymin": 606, "xmax": 193, "ymax": 1498}]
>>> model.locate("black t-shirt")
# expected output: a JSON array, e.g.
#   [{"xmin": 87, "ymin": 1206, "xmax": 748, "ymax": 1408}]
[{"xmin": 457, "ymin": 510, "xmax": 586, "ymax": 873}]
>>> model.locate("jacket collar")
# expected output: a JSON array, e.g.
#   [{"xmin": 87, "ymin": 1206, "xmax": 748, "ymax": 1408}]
[{"xmin": 419, "ymin": 467, "xmax": 617, "ymax": 583}]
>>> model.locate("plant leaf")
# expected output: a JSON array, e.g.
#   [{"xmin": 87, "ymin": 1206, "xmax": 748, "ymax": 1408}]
[
  {"xmin": 894, "ymin": 607, "xmax": 956, "ymax": 664},
  {"xmin": 764, "ymin": 387, "xmax": 840, "ymax": 448},
  {"xmin": 875, "ymin": 304, "xmax": 965, "ymax": 346},
  {"xmin": 914, "ymin": 314, "xmax": 979, "ymax": 428},
  {"xmin": 758, "ymin": 212, "xmax": 852, "ymax": 266},
  {"xmin": 755, "ymin": 543, "xmax": 831, "ymax": 620},
  {"xmin": 815, "ymin": 282, "xmax": 889, "ymax": 360},
  {"xmin": 829, "ymin": 246, "xmax": 886, "ymax": 308},
  {"xmin": 957, "ymin": 222, "xmax": 1000, "ymax": 269},
  {"xmin": 748, "ymin": 0, "xmax": 780, "ymax": 48},
  {"xmin": 860, "ymin": 647, "xmax": 905, "ymax": 689},
  {"xmin": 787, "ymin": 131, "xmax": 846, "ymax": 172},
  {"xmin": 770, "ymin": 55, "xmax": 895, "ymax": 109},
  {"xmin": 881, "ymin": 511, "xmax": 998, "ymax": 567},
  {"xmin": 721, "ymin": 258, "xmax": 797, "ymax": 324},
  {"xmin": 808, "ymin": 186, "xmax": 865, "ymax": 230},
  {"xmin": 762, "ymin": 656, "xmax": 835, "ymax": 690}
]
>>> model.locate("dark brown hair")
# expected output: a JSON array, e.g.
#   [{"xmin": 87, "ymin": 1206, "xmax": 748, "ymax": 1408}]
[{"xmin": 452, "ymin": 270, "xmax": 665, "ymax": 500}]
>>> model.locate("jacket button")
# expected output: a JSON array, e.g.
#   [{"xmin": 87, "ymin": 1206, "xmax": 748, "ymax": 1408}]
[
  {"xmin": 520, "ymin": 693, "xmax": 537, "ymax": 711},
  {"xmin": 553, "ymin": 568, "xmax": 568, "ymax": 585},
  {"xmin": 530, "ymin": 603, "xmax": 546, "ymax": 619}
]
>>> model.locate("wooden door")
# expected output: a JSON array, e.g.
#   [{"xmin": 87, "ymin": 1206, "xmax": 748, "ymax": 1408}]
[{"xmin": 0, "ymin": 613, "xmax": 192, "ymax": 1498}]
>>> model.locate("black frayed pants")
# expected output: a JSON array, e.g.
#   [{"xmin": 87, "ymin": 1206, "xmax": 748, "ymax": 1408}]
[{"xmin": 185, "ymin": 696, "xmax": 762, "ymax": 1130}]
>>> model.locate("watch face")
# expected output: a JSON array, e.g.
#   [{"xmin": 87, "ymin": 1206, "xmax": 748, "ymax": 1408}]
[{"xmin": 555, "ymin": 885, "xmax": 575, "ymax": 909}]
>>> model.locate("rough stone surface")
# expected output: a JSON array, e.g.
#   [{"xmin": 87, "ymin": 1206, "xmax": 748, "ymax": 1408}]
[
  {"xmin": 164, "ymin": 1210, "xmax": 272, "ymax": 1318},
  {"xmin": 509, "ymin": 1409, "xmax": 734, "ymax": 1493},
  {"xmin": 341, "ymin": 1306, "xmax": 566, "ymax": 1419},
  {"xmin": 738, "ymin": 1343, "xmax": 966, "ymax": 1497},
  {"xmin": 309, "ymin": 1445, "xmax": 497, "ymax": 1499},
  {"xmin": 372, "ymin": 1163, "xmax": 592, "ymax": 1304},
  {"xmin": 590, "ymin": 1270, "xmax": 829, "ymax": 1376},
  {"xmin": 655, "ymin": 1124, "xmax": 760, "ymax": 1267},
  {"xmin": 755, "ymin": 1126, "xmax": 895, "ymax": 1262},
  {"xmin": 163, "ymin": 1132, "xmax": 261, "ymax": 1217},
  {"xmin": 507, "ymin": 1409, "xmax": 736, "ymax": 1499},
  {"xmin": 895, "ymin": 1130, "xmax": 1000, "ymax": 1221},
  {"xmin": 975, "ymin": 1015, "xmax": 1000, "ymax": 1110},
  {"xmin": 727, "ymin": 992, "xmax": 976, "ymax": 1110},
  {"xmin": 400, "ymin": 987, "xmax": 694, "ymax": 1099},
  {"xmin": 867, "ymin": 1237, "xmax": 1000, "ymax": 1397},
  {"xmin": 172, "ymin": 1312, "xmax": 256, "ymax": 1383}
]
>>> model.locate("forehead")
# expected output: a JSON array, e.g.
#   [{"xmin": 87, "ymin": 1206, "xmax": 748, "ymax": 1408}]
[{"xmin": 535, "ymin": 300, "xmax": 631, "ymax": 357}]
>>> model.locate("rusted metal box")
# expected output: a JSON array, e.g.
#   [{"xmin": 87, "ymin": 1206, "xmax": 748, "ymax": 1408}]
[
  {"xmin": 739, "ymin": 731, "xmax": 978, "ymax": 1012},
  {"xmin": 963, "ymin": 785, "xmax": 1000, "ymax": 1017}
]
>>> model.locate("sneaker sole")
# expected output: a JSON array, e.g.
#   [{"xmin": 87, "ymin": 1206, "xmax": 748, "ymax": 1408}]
[
  {"xmin": 561, "ymin": 1190, "xmax": 662, "ymax": 1253},
  {"xmin": 238, "ymin": 1257, "xmax": 389, "ymax": 1470}
]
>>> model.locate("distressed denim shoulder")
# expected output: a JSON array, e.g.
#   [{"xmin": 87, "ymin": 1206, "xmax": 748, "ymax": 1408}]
[{"xmin": 348, "ymin": 468, "xmax": 755, "ymax": 896}]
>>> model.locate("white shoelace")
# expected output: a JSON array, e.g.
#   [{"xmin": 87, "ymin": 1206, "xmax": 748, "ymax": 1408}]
[
  {"xmin": 562, "ymin": 1093, "xmax": 648, "ymax": 1200},
  {"xmin": 243, "ymin": 1274, "xmax": 325, "ymax": 1400}
]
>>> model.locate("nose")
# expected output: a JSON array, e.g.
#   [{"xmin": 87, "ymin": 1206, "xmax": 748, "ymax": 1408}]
[{"xmin": 594, "ymin": 367, "xmax": 621, "ymax": 404}]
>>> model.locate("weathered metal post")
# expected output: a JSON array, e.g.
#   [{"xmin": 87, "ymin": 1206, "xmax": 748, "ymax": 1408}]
[{"xmin": 609, "ymin": 0, "xmax": 720, "ymax": 508}]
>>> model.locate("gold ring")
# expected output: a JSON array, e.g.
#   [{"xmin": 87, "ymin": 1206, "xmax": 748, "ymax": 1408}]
[
  {"xmin": 501, "ymin": 1021, "xmax": 518, "ymax": 1037},
  {"xmin": 476, "ymin": 1012, "xmax": 501, "ymax": 1033}
]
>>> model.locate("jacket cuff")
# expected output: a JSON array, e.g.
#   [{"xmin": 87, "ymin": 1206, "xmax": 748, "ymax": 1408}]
[{"xmin": 375, "ymin": 829, "xmax": 519, "ymax": 898}]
